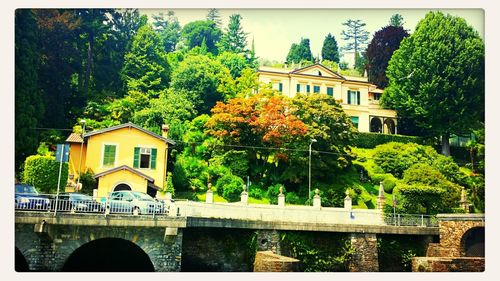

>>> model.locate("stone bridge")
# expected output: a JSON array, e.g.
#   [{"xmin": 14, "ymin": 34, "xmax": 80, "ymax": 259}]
[{"xmin": 14, "ymin": 202, "xmax": 483, "ymax": 272}]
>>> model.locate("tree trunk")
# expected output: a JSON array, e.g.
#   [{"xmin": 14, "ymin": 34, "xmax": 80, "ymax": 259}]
[{"xmin": 441, "ymin": 133, "xmax": 451, "ymax": 156}]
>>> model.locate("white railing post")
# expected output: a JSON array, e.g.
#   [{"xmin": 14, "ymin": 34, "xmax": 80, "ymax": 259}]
[
  {"xmin": 278, "ymin": 186, "xmax": 285, "ymax": 207},
  {"xmin": 313, "ymin": 189, "xmax": 321, "ymax": 209},
  {"xmin": 241, "ymin": 184, "xmax": 248, "ymax": 206}
]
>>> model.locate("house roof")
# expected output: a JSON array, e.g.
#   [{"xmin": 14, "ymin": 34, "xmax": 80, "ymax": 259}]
[
  {"xmin": 93, "ymin": 165, "xmax": 155, "ymax": 182},
  {"xmin": 83, "ymin": 122, "xmax": 175, "ymax": 145},
  {"xmin": 290, "ymin": 63, "xmax": 346, "ymax": 80},
  {"xmin": 66, "ymin": 133, "xmax": 84, "ymax": 143}
]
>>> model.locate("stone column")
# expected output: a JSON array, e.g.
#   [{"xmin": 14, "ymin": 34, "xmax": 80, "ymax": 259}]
[
  {"xmin": 459, "ymin": 187, "xmax": 469, "ymax": 213},
  {"xmin": 344, "ymin": 190, "xmax": 352, "ymax": 211},
  {"xmin": 348, "ymin": 233, "xmax": 379, "ymax": 272},
  {"xmin": 241, "ymin": 184, "xmax": 248, "ymax": 205},
  {"xmin": 206, "ymin": 183, "xmax": 213, "ymax": 203},
  {"xmin": 376, "ymin": 182, "xmax": 386, "ymax": 210},
  {"xmin": 278, "ymin": 186, "xmax": 285, "ymax": 207},
  {"xmin": 313, "ymin": 188, "xmax": 321, "ymax": 209}
]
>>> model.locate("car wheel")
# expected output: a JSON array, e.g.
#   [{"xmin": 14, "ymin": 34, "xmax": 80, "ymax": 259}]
[{"xmin": 133, "ymin": 207, "xmax": 140, "ymax": 216}]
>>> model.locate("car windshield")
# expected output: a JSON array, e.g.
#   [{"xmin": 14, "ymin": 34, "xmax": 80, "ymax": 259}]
[
  {"xmin": 15, "ymin": 184, "xmax": 38, "ymax": 194},
  {"xmin": 131, "ymin": 192, "xmax": 153, "ymax": 200}
]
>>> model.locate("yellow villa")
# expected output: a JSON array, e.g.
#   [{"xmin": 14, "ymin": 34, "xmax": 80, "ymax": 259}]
[
  {"xmin": 65, "ymin": 123, "xmax": 175, "ymax": 198},
  {"xmin": 257, "ymin": 63, "xmax": 398, "ymax": 134}
]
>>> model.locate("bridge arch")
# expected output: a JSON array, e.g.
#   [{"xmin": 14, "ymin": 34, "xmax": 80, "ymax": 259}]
[
  {"xmin": 461, "ymin": 226, "xmax": 485, "ymax": 257},
  {"xmin": 61, "ymin": 237, "xmax": 154, "ymax": 271}
]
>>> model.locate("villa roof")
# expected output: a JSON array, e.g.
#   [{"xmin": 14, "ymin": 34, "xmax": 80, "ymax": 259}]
[
  {"xmin": 66, "ymin": 133, "xmax": 84, "ymax": 143},
  {"xmin": 93, "ymin": 165, "xmax": 155, "ymax": 182},
  {"xmin": 83, "ymin": 122, "xmax": 175, "ymax": 145}
]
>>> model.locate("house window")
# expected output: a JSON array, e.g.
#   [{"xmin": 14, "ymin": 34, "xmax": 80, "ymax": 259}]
[
  {"xmin": 327, "ymin": 87, "xmax": 334, "ymax": 96},
  {"xmin": 373, "ymin": 93, "xmax": 381, "ymax": 101},
  {"xmin": 306, "ymin": 85, "xmax": 311, "ymax": 93},
  {"xmin": 279, "ymin": 83, "xmax": 283, "ymax": 92},
  {"xmin": 296, "ymin": 84, "xmax": 301, "ymax": 93},
  {"xmin": 350, "ymin": 116, "xmax": 359, "ymax": 129},
  {"xmin": 313, "ymin": 85, "xmax": 320, "ymax": 93},
  {"xmin": 103, "ymin": 145, "xmax": 116, "ymax": 167},
  {"xmin": 134, "ymin": 147, "xmax": 157, "ymax": 170},
  {"xmin": 347, "ymin": 90, "xmax": 361, "ymax": 105}
]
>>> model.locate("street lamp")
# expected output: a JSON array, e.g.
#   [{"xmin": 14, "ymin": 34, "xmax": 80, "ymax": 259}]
[
  {"xmin": 76, "ymin": 119, "xmax": 86, "ymax": 188},
  {"xmin": 308, "ymin": 139, "xmax": 317, "ymax": 205}
]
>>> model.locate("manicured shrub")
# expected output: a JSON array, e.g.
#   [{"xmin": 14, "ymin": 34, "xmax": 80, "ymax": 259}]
[
  {"xmin": 216, "ymin": 173, "xmax": 244, "ymax": 202},
  {"xmin": 394, "ymin": 163, "xmax": 461, "ymax": 214},
  {"xmin": 172, "ymin": 161, "xmax": 190, "ymax": 191},
  {"xmin": 352, "ymin": 132, "xmax": 424, "ymax": 148},
  {"xmin": 23, "ymin": 155, "xmax": 68, "ymax": 194},
  {"xmin": 382, "ymin": 175, "xmax": 397, "ymax": 194}
]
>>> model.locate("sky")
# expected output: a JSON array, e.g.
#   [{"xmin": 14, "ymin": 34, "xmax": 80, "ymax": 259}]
[{"xmin": 141, "ymin": 9, "xmax": 484, "ymax": 62}]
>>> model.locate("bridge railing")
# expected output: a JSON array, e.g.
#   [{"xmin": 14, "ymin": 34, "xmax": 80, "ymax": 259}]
[{"xmin": 382, "ymin": 213, "xmax": 438, "ymax": 227}]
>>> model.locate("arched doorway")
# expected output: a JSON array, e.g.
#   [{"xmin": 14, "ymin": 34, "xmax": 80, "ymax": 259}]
[
  {"xmin": 461, "ymin": 227, "xmax": 485, "ymax": 257},
  {"xmin": 384, "ymin": 119, "xmax": 396, "ymax": 134},
  {"xmin": 114, "ymin": 183, "xmax": 132, "ymax": 191},
  {"xmin": 370, "ymin": 117, "xmax": 382, "ymax": 133},
  {"xmin": 62, "ymin": 238, "xmax": 155, "ymax": 271},
  {"xmin": 15, "ymin": 247, "xmax": 29, "ymax": 272}
]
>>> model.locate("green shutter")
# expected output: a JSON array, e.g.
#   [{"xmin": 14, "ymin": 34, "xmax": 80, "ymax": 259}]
[
  {"xmin": 347, "ymin": 90, "xmax": 351, "ymax": 104},
  {"xmin": 357, "ymin": 91, "xmax": 361, "ymax": 105},
  {"xmin": 279, "ymin": 83, "xmax": 283, "ymax": 92},
  {"xmin": 103, "ymin": 145, "xmax": 116, "ymax": 166},
  {"xmin": 296, "ymin": 84, "xmax": 300, "ymax": 93},
  {"xmin": 327, "ymin": 87, "xmax": 333, "ymax": 96},
  {"xmin": 306, "ymin": 85, "xmax": 310, "ymax": 93},
  {"xmin": 133, "ymin": 147, "xmax": 140, "ymax": 168},
  {"xmin": 150, "ymin": 148, "xmax": 157, "ymax": 170}
]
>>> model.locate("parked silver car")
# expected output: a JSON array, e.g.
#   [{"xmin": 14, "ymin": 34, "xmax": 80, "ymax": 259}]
[{"xmin": 106, "ymin": 191, "xmax": 164, "ymax": 215}]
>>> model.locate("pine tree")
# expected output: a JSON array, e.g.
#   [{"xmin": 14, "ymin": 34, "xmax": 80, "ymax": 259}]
[
  {"xmin": 152, "ymin": 11, "xmax": 181, "ymax": 52},
  {"xmin": 286, "ymin": 38, "xmax": 313, "ymax": 64},
  {"xmin": 206, "ymin": 8, "xmax": 222, "ymax": 27},
  {"xmin": 321, "ymin": 33, "xmax": 340, "ymax": 63},
  {"xmin": 219, "ymin": 14, "xmax": 248, "ymax": 54},
  {"xmin": 389, "ymin": 14, "xmax": 405, "ymax": 27},
  {"xmin": 341, "ymin": 19, "xmax": 369, "ymax": 66}
]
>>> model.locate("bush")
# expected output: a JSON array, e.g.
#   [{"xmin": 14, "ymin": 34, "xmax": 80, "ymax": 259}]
[
  {"xmin": 352, "ymin": 132, "xmax": 424, "ymax": 148},
  {"xmin": 172, "ymin": 161, "xmax": 190, "ymax": 191},
  {"xmin": 221, "ymin": 150, "xmax": 249, "ymax": 179},
  {"xmin": 285, "ymin": 192, "xmax": 301, "ymax": 205},
  {"xmin": 394, "ymin": 163, "xmax": 461, "ymax": 214},
  {"xmin": 248, "ymin": 185, "xmax": 266, "ymax": 199},
  {"xmin": 216, "ymin": 173, "xmax": 244, "ymax": 202},
  {"xmin": 164, "ymin": 172, "xmax": 175, "ymax": 196},
  {"xmin": 23, "ymin": 155, "xmax": 68, "ymax": 194},
  {"xmin": 382, "ymin": 175, "xmax": 397, "ymax": 194},
  {"xmin": 267, "ymin": 184, "xmax": 285, "ymax": 204},
  {"xmin": 78, "ymin": 169, "xmax": 97, "ymax": 195}
]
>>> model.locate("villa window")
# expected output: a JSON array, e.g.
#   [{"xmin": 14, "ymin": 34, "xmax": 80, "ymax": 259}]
[
  {"xmin": 327, "ymin": 87, "xmax": 334, "ymax": 97},
  {"xmin": 313, "ymin": 85, "xmax": 320, "ymax": 93},
  {"xmin": 103, "ymin": 144, "xmax": 116, "ymax": 167},
  {"xmin": 296, "ymin": 84, "xmax": 301, "ymax": 93},
  {"xmin": 134, "ymin": 147, "xmax": 157, "ymax": 170},
  {"xmin": 279, "ymin": 83, "xmax": 283, "ymax": 92},
  {"xmin": 350, "ymin": 116, "xmax": 359, "ymax": 129},
  {"xmin": 373, "ymin": 93, "xmax": 381, "ymax": 101},
  {"xmin": 306, "ymin": 85, "xmax": 311, "ymax": 93},
  {"xmin": 347, "ymin": 90, "xmax": 361, "ymax": 105}
]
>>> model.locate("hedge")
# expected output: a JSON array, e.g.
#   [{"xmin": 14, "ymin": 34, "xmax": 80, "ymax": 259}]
[
  {"xmin": 23, "ymin": 155, "xmax": 68, "ymax": 194},
  {"xmin": 352, "ymin": 132, "xmax": 425, "ymax": 149}
]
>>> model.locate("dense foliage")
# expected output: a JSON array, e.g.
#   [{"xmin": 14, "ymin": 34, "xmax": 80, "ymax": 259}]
[
  {"xmin": 321, "ymin": 33, "xmax": 340, "ymax": 63},
  {"xmin": 352, "ymin": 132, "xmax": 424, "ymax": 148},
  {"xmin": 286, "ymin": 38, "xmax": 314, "ymax": 64},
  {"xmin": 382, "ymin": 11, "xmax": 484, "ymax": 156},
  {"xmin": 23, "ymin": 155, "xmax": 69, "ymax": 194}
]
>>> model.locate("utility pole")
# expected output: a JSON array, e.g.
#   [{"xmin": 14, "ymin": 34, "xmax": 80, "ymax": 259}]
[{"xmin": 308, "ymin": 139, "xmax": 317, "ymax": 205}]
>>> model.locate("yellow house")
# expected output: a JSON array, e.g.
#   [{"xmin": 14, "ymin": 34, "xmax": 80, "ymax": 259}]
[
  {"xmin": 65, "ymin": 123, "xmax": 175, "ymax": 198},
  {"xmin": 257, "ymin": 63, "xmax": 398, "ymax": 134}
]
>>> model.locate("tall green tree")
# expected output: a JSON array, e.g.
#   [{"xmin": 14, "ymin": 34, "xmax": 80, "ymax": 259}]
[
  {"xmin": 15, "ymin": 9, "xmax": 44, "ymax": 172},
  {"xmin": 389, "ymin": 14, "xmax": 405, "ymax": 27},
  {"xmin": 206, "ymin": 8, "xmax": 222, "ymax": 27},
  {"xmin": 121, "ymin": 24, "xmax": 171, "ymax": 97},
  {"xmin": 152, "ymin": 11, "xmax": 181, "ymax": 52},
  {"xmin": 366, "ymin": 25, "xmax": 409, "ymax": 88},
  {"xmin": 321, "ymin": 33, "xmax": 340, "ymax": 63},
  {"xmin": 341, "ymin": 19, "xmax": 369, "ymax": 66},
  {"xmin": 181, "ymin": 20, "xmax": 222, "ymax": 55},
  {"xmin": 216, "ymin": 51, "xmax": 250, "ymax": 79},
  {"xmin": 219, "ymin": 14, "xmax": 248, "ymax": 54},
  {"xmin": 171, "ymin": 54, "xmax": 235, "ymax": 114},
  {"xmin": 382, "ymin": 12, "xmax": 484, "ymax": 156},
  {"xmin": 286, "ymin": 38, "xmax": 313, "ymax": 64}
]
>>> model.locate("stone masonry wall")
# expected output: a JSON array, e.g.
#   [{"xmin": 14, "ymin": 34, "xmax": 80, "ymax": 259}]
[
  {"xmin": 437, "ymin": 220, "xmax": 484, "ymax": 257},
  {"xmin": 348, "ymin": 233, "xmax": 379, "ymax": 272},
  {"xmin": 15, "ymin": 223, "xmax": 183, "ymax": 272},
  {"xmin": 412, "ymin": 257, "xmax": 485, "ymax": 272},
  {"xmin": 253, "ymin": 251, "xmax": 300, "ymax": 272}
]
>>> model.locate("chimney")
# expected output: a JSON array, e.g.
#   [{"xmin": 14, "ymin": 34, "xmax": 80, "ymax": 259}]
[{"xmin": 161, "ymin": 124, "xmax": 169, "ymax": 138}]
